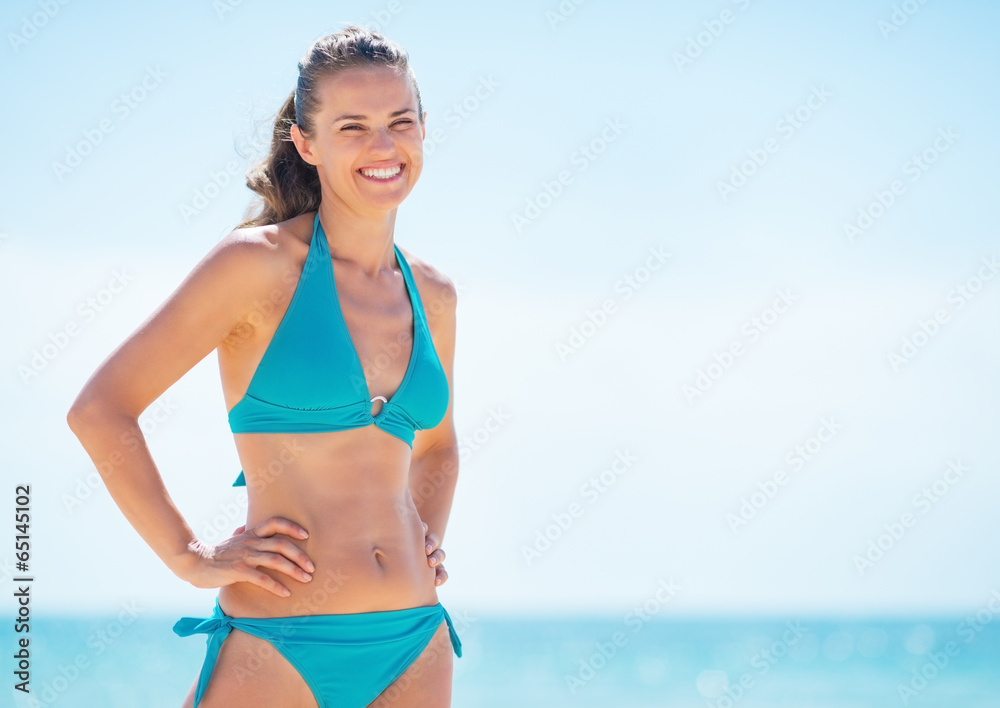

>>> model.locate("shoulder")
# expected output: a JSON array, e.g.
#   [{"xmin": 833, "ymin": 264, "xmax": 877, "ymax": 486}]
[
  {"xmin": 211, "ymin": 213, "xmax": 314, "ymax": 281},
  {"xmin": 398, "ymin": 246, "xmax": 457, "ymax": 321}
]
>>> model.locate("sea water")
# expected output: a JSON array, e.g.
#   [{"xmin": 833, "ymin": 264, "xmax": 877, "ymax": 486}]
[{"xmin": 5, "ymin": 612, "xmax": 999, "ymax": 707}]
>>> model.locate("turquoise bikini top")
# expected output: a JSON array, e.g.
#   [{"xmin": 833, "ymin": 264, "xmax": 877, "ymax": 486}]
[{"xmin": 227, "ymin": 212, "xmax": 449, "ymax": 487}]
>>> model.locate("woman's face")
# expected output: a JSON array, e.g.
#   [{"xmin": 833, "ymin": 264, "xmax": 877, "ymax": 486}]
[{"xmin": 294, "ymin": 65, "xmax": 426, "ymax": 214}]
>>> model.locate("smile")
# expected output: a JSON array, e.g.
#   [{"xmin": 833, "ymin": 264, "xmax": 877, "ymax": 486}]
[{"xmin": 358, "ymin": 163, "xmax": 404, "ymax": 181}]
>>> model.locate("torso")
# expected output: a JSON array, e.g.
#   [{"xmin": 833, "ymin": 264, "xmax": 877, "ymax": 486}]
[{"xmin": 216, "ymin": 211, "xmax": 441, "ymax": 618}]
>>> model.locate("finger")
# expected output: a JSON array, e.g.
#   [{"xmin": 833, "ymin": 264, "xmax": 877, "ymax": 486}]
[
  {"xmin": 232, "ymin": 525, "xmax": 246, "ymax": 536},
  {"xmin": 254, "ymin": 516, "xmax": 310, "ymax": 540},
  {"xmin": 428, "ymin": 548, "xmax": 446, "ymax": 566},
  {"xmin": 434, "ymin": 565, "xmax": 448, "ymax": 586},
  {"xmin": 242, "ymin": 567, "xmax": 292, "ymax": 598},
  {"xmin": 254, "ymin": 536, "xmax": 316, "ymax": 574},
  {"xmin": 248, "ymin": 550, "xmax": 314, "ymax": 584},
  {"xmin": 424, "ymin": 532, "xmax": 440, "ymax": 554}
]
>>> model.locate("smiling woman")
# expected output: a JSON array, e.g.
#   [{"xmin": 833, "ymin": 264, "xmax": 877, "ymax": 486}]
[
  {"xmin": 66, "ymin": 24, "xmax": 463, "ymax": 708},
  {"xmin": 236, "ymin": 27, "xmax": 429, "ymax": 229}
]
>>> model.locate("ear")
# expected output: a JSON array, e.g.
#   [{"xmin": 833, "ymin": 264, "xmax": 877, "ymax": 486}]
[
  {"xmin": 420, "ymin": 111, "xmax": 428, "ymax": 141},
  {"xmin": 290, "ymin": 123, "xmax": 319, "ymax": 166}
]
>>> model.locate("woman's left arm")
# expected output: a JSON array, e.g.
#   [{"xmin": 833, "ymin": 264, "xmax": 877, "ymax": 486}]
[{"xmin": 408, "ymin": 268, "xmax": 459, "ymax": 585}]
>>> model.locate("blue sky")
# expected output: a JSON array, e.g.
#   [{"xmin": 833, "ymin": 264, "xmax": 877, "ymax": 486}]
[{"xmin": 1, "ymin": 0, "xmax": 998, "ymax": 617}]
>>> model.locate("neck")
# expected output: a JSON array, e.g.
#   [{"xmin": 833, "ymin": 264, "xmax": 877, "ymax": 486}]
[{"xmin": 317, "ymin": 195, "xmax": 400, "ymax": 278}]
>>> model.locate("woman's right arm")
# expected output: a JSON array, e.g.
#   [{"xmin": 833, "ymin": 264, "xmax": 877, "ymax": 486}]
[{"xmin": 66, "ymin": 230, "xmax": 313, "ymax": 597}]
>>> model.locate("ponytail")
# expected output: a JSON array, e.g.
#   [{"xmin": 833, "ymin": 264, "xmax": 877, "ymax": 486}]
[{"xmin": 237, "ymin": 91, "xmax": 321, "ymax": 229}]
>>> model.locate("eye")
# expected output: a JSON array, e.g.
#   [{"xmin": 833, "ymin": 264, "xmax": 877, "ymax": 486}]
[{"xmin": 341, "ymin": 120, "xmax": 413, "ymax": 132}]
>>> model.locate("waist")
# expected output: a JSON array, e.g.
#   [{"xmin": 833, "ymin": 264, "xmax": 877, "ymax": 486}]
[
  {"xmin": 223, "ymin": 430, "xmax": 437, "ymax": 615},
  {"xmin": 222, "ymin": 485, "xmax": 436, "ymax": 617},
  {"xmin": 243, "ymin": 462, "xmax": 427, "ymax": 563}
]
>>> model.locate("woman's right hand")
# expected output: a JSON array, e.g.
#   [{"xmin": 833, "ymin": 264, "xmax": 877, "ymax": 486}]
[{"xmin": 176, "ymin": 516, "xmax": 315, "ymax": 597}]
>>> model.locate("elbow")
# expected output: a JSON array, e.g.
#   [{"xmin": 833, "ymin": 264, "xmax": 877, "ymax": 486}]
[
  {"xmin": 65, "ymin": 407, "xmax": 79, "ymax": 433},
  {"xmin": 66, "ymin": 395, "xmax": 114, "ymax": 436},
  {"xmin": 66, "ymin": 402, "xmax": 95, "ymax": 436}
]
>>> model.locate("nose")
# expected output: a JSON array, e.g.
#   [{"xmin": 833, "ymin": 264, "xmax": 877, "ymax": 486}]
[{"xmin": 370, "ymin": 126, "xmax": 394, "ymax": 151}]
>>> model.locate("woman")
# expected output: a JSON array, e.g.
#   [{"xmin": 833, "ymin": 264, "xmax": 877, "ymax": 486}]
[{"xmin": 66, "ymin": 26, "xmax": 462, "ymax": 708}]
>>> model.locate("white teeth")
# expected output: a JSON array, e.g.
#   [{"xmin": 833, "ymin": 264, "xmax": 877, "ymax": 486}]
[{"xmin": 360, "ymin": 164, "xmax": 402, "ymax": 179}]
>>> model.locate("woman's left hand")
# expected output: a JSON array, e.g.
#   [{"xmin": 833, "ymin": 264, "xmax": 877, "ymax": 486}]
[{"xmin": 422, "ymin": 522, "xmax": 448, "ymax": 586}]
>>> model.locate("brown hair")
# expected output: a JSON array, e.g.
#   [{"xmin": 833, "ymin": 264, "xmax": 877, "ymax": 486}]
[{"xmin": 237, "ymin": 25, "xmax": 424, "ymax": 229}]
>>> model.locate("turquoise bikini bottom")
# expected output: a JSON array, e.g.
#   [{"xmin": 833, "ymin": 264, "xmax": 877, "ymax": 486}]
[{"xmin": 173, "ymin": 597, "xmax": 463, "ymax": 708}]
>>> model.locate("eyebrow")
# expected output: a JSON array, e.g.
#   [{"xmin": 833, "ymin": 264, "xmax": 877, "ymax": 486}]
[{"xmin": 332, "ymin": 108, "xmax": 416, "ymax": 123}]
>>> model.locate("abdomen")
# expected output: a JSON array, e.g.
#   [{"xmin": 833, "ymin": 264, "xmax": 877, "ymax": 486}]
[{"xmin": 220, "ymin": 430, "xmax": 439, "ymax": 617}]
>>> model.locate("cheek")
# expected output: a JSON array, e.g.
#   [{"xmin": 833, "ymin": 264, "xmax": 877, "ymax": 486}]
[
  {"xmin": 328, "ymin": 152, "xmax": 361, "ymax": 181},
  {"xmin": 405, "ymin": 140, "xmax": 424, "ymax": 168},
  {"xmin": 320, "ymin": 138, "xmax": 354, "ymax": 163}
]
